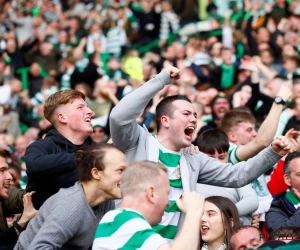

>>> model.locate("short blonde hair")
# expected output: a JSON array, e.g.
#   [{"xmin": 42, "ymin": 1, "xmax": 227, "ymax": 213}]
[{"xmin": 121, "ymin": 161, "xmax": 167, "ymax": 197}]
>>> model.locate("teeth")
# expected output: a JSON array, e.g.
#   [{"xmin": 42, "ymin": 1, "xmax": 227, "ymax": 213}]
[
  {"xmin": 186, "ymin": 127, "xmax": 195, "ymax": 131},
  {"xmin": 85, "ymin": 118, "xmax": 91, "ymax": 122},
  {"xmin": 201, "ymin": 226, "xmax": 209, "ymax": 229}
]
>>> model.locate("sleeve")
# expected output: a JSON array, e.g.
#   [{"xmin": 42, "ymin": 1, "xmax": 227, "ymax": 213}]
[
  {"xmin": 0, "ymin": 226, "xmax": 19, "ymax": 245},
  {"xmin": 245, "ymin": 16, "xmax": 258, "ymax": 56},
  {"xmin": 267, "ymin": 159, "xmax": 288, "ymax": 196},
  {"xmin": 197, "ymin": 145, "xmax": 283, "ymax": 188},
  {"xmin": 8, "ymin": 10, "xmax": 25, "ymax": 25},
  {"xmin": 274, "ymin": 111, "xmax": 293, "ymax": 138},
  {"xmin": 266, "ymin": 205, "xmax": 300, "ymax": 233},
  {"xmin": 109, "ymin": 70, "xmax": 171, "ymax": 151},
  {"xmin": 24, "ymin": 140, "xmax": 76, "ymax": 176},
  {"xmin": 22, "ymin": 203, "xmax": 82, "ymax": 249},
  {"xmin": 3, "ymin": 188, "xmax": 26, "ymax": 214},
  {"xmin": 236, "ymin": 184, "xmax": 259, "ymax": 216},
  {"xmin": 0, "ymin": 85, "xmax": 12, "ymax": 105}
]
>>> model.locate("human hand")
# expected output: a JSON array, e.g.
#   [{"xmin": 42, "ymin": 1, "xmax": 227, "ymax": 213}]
[
  {"xmin": 240, "ymin": 56, "xmax": 258, "ymax": 72},
  {"xmin": 285, "ymin": 128, "xmax": 300, "ymax": 150},
  {"xmin": 183, "ymin": 144, "xmax": 199, "ymax": 155},
  {"xmin": 18, "ymin": 191, "xmax": 38, "ymax": 228},
  {"xmin": 164, "ymin": 65, "xmax": 180, "ymax": 84},
  {"xmin": 271, "ymin": 135, "xmax": 298, "ymax": 156},
  {"xmin": 176, "ymin": 192, "xmax": 204, "ymax": 217},
  {"xmin": 276, "ymin": 84, "xmax": 292, "ymax": 102},
  {"xmin": 251, "ymin": 213, "xmax": 260, "ymax": 228}
]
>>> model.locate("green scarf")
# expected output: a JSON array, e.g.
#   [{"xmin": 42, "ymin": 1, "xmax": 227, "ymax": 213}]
[
  {"xmin": 285, "ymin": 190, "xmax": 300, "ymax": 209},
  {"xmin": 220, "ymin": 64, "xmax": 235, "ymax": 89}
]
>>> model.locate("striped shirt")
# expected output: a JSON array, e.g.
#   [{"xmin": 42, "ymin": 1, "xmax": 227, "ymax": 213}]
[
  {"xmin": 60, "ymin": 68, "xmax": 74, "ymax": 90},
  {"xmin": 160, "ymin": 10, "xmax": 179, "ymax": 39},
  {"xmin": 92, "ymin": 208, "xmax": 167, "ymax": 250},
  {"xmin": 106, "ymin": 26, "xmax": 122, "ymax": 57},
  {"xmin": 153, "ymin": 140, "xmax": 183, "ymax": 243},
  {"xmin": 228, "ymin": 142, "xmax": 241, "ymax": 164}
]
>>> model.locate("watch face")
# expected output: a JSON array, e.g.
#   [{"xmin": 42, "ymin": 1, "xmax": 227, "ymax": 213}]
[{"xmin": 275, "ymin": 96, "xmax": 282, "ymax": 103}]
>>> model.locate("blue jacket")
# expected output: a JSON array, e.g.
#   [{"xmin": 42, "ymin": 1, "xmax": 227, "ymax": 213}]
[{"xmin": 266, "ymin": 192, "xmax": 300, "ymax": 233}]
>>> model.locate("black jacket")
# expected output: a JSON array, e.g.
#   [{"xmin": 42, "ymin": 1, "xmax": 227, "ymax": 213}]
[
  {"xmin": 25, "ymin": 129, "xmax": 93, "ymax": 209},
  {"xmin": 266, "ymin": 192, "xmax": 300, "ymax": 233}
]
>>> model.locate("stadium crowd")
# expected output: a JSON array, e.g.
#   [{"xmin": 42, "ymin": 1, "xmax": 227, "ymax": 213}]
[{"xmin": 0, "ymin": 0, "xmax": 300, "ymax": 249}]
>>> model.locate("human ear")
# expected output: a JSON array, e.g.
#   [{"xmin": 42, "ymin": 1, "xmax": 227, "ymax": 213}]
[
  {"xmin": 91, "ymin": 167, "xmax": 101, "ymax": 180},
  {"xmin": 57, "ymin": 113, "xmax": 67, "ymax": 124},
  {"xmin": 227, "ymin": 131, "xmax": 236, "ymax": 143},
  {"xmin": 160, "ymin": 115, "xmax": 170, "ymax": 129},
  {"xmin": 146, "ymin": 186, "xmax": 156, "ymax": 203},
  {"xmin": 284, "ymin": 174, "xmax": 292, "ymax": 187},
  {"xmin": 230, "ymin": 218, "xmax": 234, "ymax": 228}
]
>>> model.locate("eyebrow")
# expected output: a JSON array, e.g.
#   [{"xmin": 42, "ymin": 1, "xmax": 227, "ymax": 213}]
[
  {"xmin": 207, "ymin": 210, "xmax": 217, "ymax": 213},
  {"xmin": 182, "ymin": 110, "xmax": 197, "ymax": 116}
]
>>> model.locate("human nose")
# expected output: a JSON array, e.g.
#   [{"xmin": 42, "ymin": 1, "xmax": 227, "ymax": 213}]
[
  {"xmin": 86, "ymin": 106, "xmax": 93, "ymax": 116},
  {"xmin": 253, "ymin": 130, "xmax": 257, "ymax": 137},
  {"xmin": 5, "ymin": 171, "xmax": 13, "ymax": 182},
  {"xmin": 201, "ymin": 213, "xmax": 207, "ymax": 222}
]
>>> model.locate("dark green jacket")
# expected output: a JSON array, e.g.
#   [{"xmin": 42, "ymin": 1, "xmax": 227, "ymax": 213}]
[{"xmin": 0, "ymin": 188, "xmax": 26, "ymax": 245}]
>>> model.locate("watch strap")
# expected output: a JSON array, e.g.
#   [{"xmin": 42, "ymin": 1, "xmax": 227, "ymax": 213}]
[{"xmin": 13, "ymin": 220, "xmax": 23, "ymax": 232}]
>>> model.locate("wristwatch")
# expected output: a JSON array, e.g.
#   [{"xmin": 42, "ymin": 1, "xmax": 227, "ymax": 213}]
[
  {"xmin": 274, "ymin": 96, "xmax": 286, "ymax": 105},
  {"xmin": 13, "ymin": 220, "xmax": 23, "ymax": 233}
]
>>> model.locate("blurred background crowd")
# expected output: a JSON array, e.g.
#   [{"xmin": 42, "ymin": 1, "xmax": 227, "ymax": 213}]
[{"xmin": 0, "ymin": 0, "xmax": 300, "ymax": 240}]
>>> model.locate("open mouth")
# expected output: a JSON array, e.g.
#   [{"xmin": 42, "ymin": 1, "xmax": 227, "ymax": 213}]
[
  {"xmin": 184, "ymin": 126, "xmax": 195, "ymax": 140},
  {"xmin": 201, "ymin": 225, "xmax": 210, "ymax": 235},
  {"xmin": 218, "ymin": 108, "xmax": 226, "ymax": 113},
  {"xmin": 84, "ymin": 117, "xmax": 91, "ymax": 123},
  {"xmin": 3, "ymin": 183, "xmax": 11, "ymax": 191}
]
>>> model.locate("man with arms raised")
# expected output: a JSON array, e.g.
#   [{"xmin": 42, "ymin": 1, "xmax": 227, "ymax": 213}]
[
  {"xmin": 93, "ymin": 161, "xmax": 203, "ymax": 250},
  {"xmin": 110, "ymin": 65, "xmax": 297, "ymax": 242},
  {"xmin": 24, "ymin": 90, "xmax": 94, "ymax": 209}
]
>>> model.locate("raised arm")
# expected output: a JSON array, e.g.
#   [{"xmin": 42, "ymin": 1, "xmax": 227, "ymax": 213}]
[
  {"xmin": 110, "ymin": 66, "xmax": 179, "ymax": 151},
  {"xmin": 235, "ymin": 84, "xmax": 292, "ymax": 161},
  {"xmin": 196, "ymin": 135, "xmax": 298, "ymax": 188}
]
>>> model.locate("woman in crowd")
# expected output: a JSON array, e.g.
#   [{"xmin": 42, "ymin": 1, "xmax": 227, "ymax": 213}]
[
  {"xmin": 201, "ymin": 196, "xmax": 241, "ymax": 250},
  {"xmin": 14, "ymin": 143, "xmax": 127, "ymax": 250}
]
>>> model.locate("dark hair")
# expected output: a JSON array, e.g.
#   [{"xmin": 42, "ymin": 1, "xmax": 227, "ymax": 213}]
[
  {"xmin": 197, "ymin": 129, "xmax": 229, "ymax": 155},
  {"xmin": 0, "ymin": 150, "xmax": 7, "ymax": 159},
  {"xmin": 284, "ymin": 151, "xmax": 300, "ymax": 175},
  {"xmin": 270, "ymin": 227, "xmax": 300, "ymax": 240},
  {"xmin": 155, "ymin": 95, "xmax": 191, "ymax": 131},
  {"xmin": 292, "ymin": 75, "xmax": 300, "ymax": 85},
  {"xmin": 75, "ymin": 143, "xmax": 124, "ymax": 182},
  {"xmin": 272, "ymin": 74, "xmax": 289, "ymax": 82},
  {"xmin": 230, "ymin": 226, "xmax": 264, "ymax": 248},
  {"xmin": 204, "ymin": 196, "xmax": 241, "ymax": 247}
]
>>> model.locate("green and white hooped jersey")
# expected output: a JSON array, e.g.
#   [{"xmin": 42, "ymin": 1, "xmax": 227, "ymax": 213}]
[
  {"xmin": 152, "ymin": 139, "xmax": 183, "ymax": 243},
  {"xmin": 92, "ymin": 208, "xmax": 167, "ymax": 250},
  {"xmin": 228, "ymin": 142, "xmax": 241, "ymax": 164}
]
